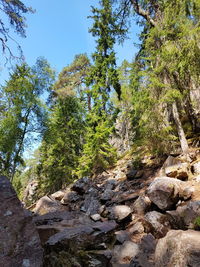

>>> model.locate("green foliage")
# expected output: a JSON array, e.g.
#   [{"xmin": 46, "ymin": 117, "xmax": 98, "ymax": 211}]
[
  {"xmin": 37, "ymin": 96, "xmax": 85, "ymax": 194},
  {"xmin": 77, "ymin": 0, "xmax": 124, "ymax": 176},
  {"xmin": 0, "ymin": 0, "xmax": 34, "ymax": 61},
  {"xmin": 77, "ymin": 118, "xmax": 117, "ymax": 177},
  {"xmin": 0, "ymin": 58, "xmax": 55, "ymax": 179},
  {"xmin": 194, "ymin": 216, "xmax": 200, "ymax": 229},
  {"xmin": 54, "ymin": 54, "xmax": 91, "ymax": 99}
]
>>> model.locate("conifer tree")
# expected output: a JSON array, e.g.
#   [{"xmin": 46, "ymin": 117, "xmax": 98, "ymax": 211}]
[
  {"xmin": 114, "ymin": 0, "xmax": 200, "ymax": 153},
  {"xmin": 77, "ymin": 0, "xmax": 126, "ymax": 176}
]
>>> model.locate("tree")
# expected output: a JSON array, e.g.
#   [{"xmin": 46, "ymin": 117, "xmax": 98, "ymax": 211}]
[
  {"xmin": 114, "ymin": 0, "xmax": 200, "ymax": 153},
  {"xmin": 0, "ymin": 0, "xmax": 34, "ymax": 62},
  {"xmin": 37, "ymin": 95, "xmax": 85, "ymax": 194},
  {"xmin": 77, "ymin": 0, "xmax": 126, "ymax": 176},
  {"xmin": 0, "ymin": 58, "xmax": 55, "ymax": 179},
  {"xmin": 54, "ymin": 54, "xmax": 92, "ymax": 110}
]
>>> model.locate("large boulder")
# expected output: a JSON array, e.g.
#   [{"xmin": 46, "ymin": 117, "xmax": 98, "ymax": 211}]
[
  {"xmin": 147, "ymin": 177, "xmax": 184, "ymax": 210},
  {"xmin": 0, "ymin": 176, "xmax": 43, "ymax": 267},
  {"xmin": 155, "ymin": 230, "xmax": 200, "ymax": 267},
  {"xmin": 44, "ymin": 218, "xmax": 117, "ymax": 266},
  {"xmin": 33, "ymin": 195, "xmax": 66, "ymax": 215}
]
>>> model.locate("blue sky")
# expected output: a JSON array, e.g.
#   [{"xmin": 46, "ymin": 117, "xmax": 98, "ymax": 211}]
[{"xmin": 0, "ymin": 0, "xmax": 140, "ymax": 83}]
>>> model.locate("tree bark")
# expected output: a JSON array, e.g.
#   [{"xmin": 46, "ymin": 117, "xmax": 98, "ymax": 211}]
[{"xmin": 172, "ymin": 101, "xmax": 189, "ymax": 154}]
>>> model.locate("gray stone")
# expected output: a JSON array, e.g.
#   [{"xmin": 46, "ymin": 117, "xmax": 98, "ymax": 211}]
[
  {"xmin": 193, "ymin": 161, "xmax": 200, "ymax": 175},
  {"xmin": 147, "ymin": 177, "xmax": 183, "ymax": 210},
  {"xmin": 167, "ymin": 201, "xmax": 200, "ymax": 229},
  {"xmin": 144, "ymin": 211, "xmax": 171, "ymax": 238},
  {"xmin": 126, "ymin": 169, "xmax": 137, "ymax": 180},
  {"xmin": 91, "ymin": 214, "xmax": 101, "ymax": 221},
  {"xmin": 61, "ymin": 189, "xmax": 81, "ymax": 204},
  {"xmin": 115, "ymin": 230, "xmax": 131, "ymax": 244},
  {"xmin": 33, "ymin": 195, "xmax": 65, "ymax": 215},
  {"xmin": 100, "ymin": 189, "xmax": 114, "ymax": 201},
  {"xmin": 165, "ymin": 162, "xmax": 189, "ymax": 180},
  {"xmin": 81, "ymin": 195, "xmax": 101, "ymax": 215},
  {"xmin": 130, "ymin": 234, "xmax": 156, "ymax": 267},
  {"xmin": 71, "ymin": 176, "xmax": 92, "ymax": 195},
  {"xmin": 0, "ymin": 176, "xmax": 43, "ymax": 267},
  {"xmin": 107, "ymin": 205, "xmax": 132, "ymax": 222},
  {"xmin": 132, "ymin": 195, "xmax": 151, "ymax": 215},
  {"xmin": 155, "ymin": 230, "xmax": 200, "ymax": 267},
  {"xmin": 51, "ymin": 190, "xmax": 65, "ymax": 201},
  {"xmin": 111, "ymin": 241, "xmax": 139, "ymax": 266}
]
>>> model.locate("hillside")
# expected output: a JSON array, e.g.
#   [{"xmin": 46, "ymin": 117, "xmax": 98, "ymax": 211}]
[{"xmin": 2, "ymin": 146, "xmax": 200, "ymax": 266}]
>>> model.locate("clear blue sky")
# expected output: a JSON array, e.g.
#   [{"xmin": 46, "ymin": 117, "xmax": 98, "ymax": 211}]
[{"xmin": 0, "ymin": 0, "xmax": 140, "ymax": 83}]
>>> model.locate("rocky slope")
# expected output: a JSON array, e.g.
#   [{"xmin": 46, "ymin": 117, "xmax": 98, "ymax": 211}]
[{"xmin": 2, "ymin": 149, "xmax": 200, "ymax": 266}]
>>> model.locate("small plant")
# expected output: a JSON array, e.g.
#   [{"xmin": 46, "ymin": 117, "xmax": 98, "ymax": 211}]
[{"xmin": 194, "ymin": 216, "xmax": 200, "ymax": 229}]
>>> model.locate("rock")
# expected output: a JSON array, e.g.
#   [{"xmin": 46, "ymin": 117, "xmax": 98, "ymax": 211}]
[
  {"xmin": 167, "ymin": 201, "xmax": 200, "ymax": 229},
  {"xmin": 132, "ymin": 195, "xmax": 151, "ymax": 215},
  {"xmin": 44, "ymin": 219, "xmax": 117, "ymax": 266},
  {"xmin": 115, "ymin": 230, "xmax": 131, "ymax": 244},
  {"xmin": 147, "ymin": 177, "xmax": 183, "ymax": 210},
  {"xmin": 126, "ymin": 169, "xmax": 137, "ymax": 180},
  {"xmin": 100, "ymin": 188, "xmax": 114, "ymax": 201},
  {"xmin": 0, "ymin": 176, "xmax": 43, "ymax": 267},
  {"xmin": 155, "ymin": 230, "xmax": 200, "ymax": 267},
  {"xmin": 61, "ymin": 189, "xmax": 81, "ymax": 204},
  {"xmin": 111, "ymin": 190, "xmax": 138, "ymax": 204},
  {"xmin": 23, "ymin": 180, "xmax": 39, "ymax": 204},
  {"xmin": 33, "ymin": 195, "xmax": 65, "ymax": 215},
  {"xmin": 104, "ymin": 179, "xmax": 117, "ymax": 190},
  {"xmin": 80, "ymin": 195, "xmax": 101, "ymax": 215},
  {"xmin": 161, "ymin": 155, "xmax": 182, "ymax": 169},
  {"xmin": 111, "ymin": 241, "xmax": 139, "ymax": 266},
  {"xmin": 192, "ymin": 161, "xmax": 200, "ymax": 175},
  {"xmin": 165, "ymin": 162, "xmax": 189, "ymax": 180},
  {"xmin": 80, "ymin": 250, "xmax": 112, "ymax": 267},
  {"xmin": 33, "ymin": 210, "xmax": 79, "ymax": 226},
  {"xmin": 51, "ymin": 190, "xmax": 65, "ymax": 201},
  {"xmin": 36, "ymin": 212, "xmax": 94, "ymax": 244},
  {"xmin": 46, "ymin": 225, "xmax": 94, "ymax": 247},
  {"xmin": 130, "ymin": 234, "xmax": 156, "ymax": 267},
  {"xmin": 127, "ymin": 221, "xmax": 145, "ymax": 235},
  {"xmin": 114, "ymin": 170, "xmax": 127, "ymax": 180},
  {"xmin": 107, "ymin": 205, "xmax": 132, "ymax": 222},
  {"xmin": 93, "ymin": 220, "xmax": 118, "ymax": 234},
  {"xmin": 72, "ymin": 176, "xmax": 93, "ymax": 195},
  {"xmin": 91, "ymin": 214, "xmax": 101, "ymax": 221},
  {"xmin": 144, "ymin": 211, "xmax": 171, "ymax": 238},
  {"xmin": 180, "ymin": 185, "xmax": 195, "ymax": 200}
]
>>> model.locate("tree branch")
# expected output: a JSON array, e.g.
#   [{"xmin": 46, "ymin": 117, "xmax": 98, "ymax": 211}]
[{"xmin": 130, "ymin": 0, "xmax": 156, "ymax": 27}]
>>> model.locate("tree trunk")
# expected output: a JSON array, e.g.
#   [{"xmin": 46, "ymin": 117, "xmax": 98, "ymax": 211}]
[{"xmin": 172, "ymin": 102, "xmax": 189, "ymax": 154}]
